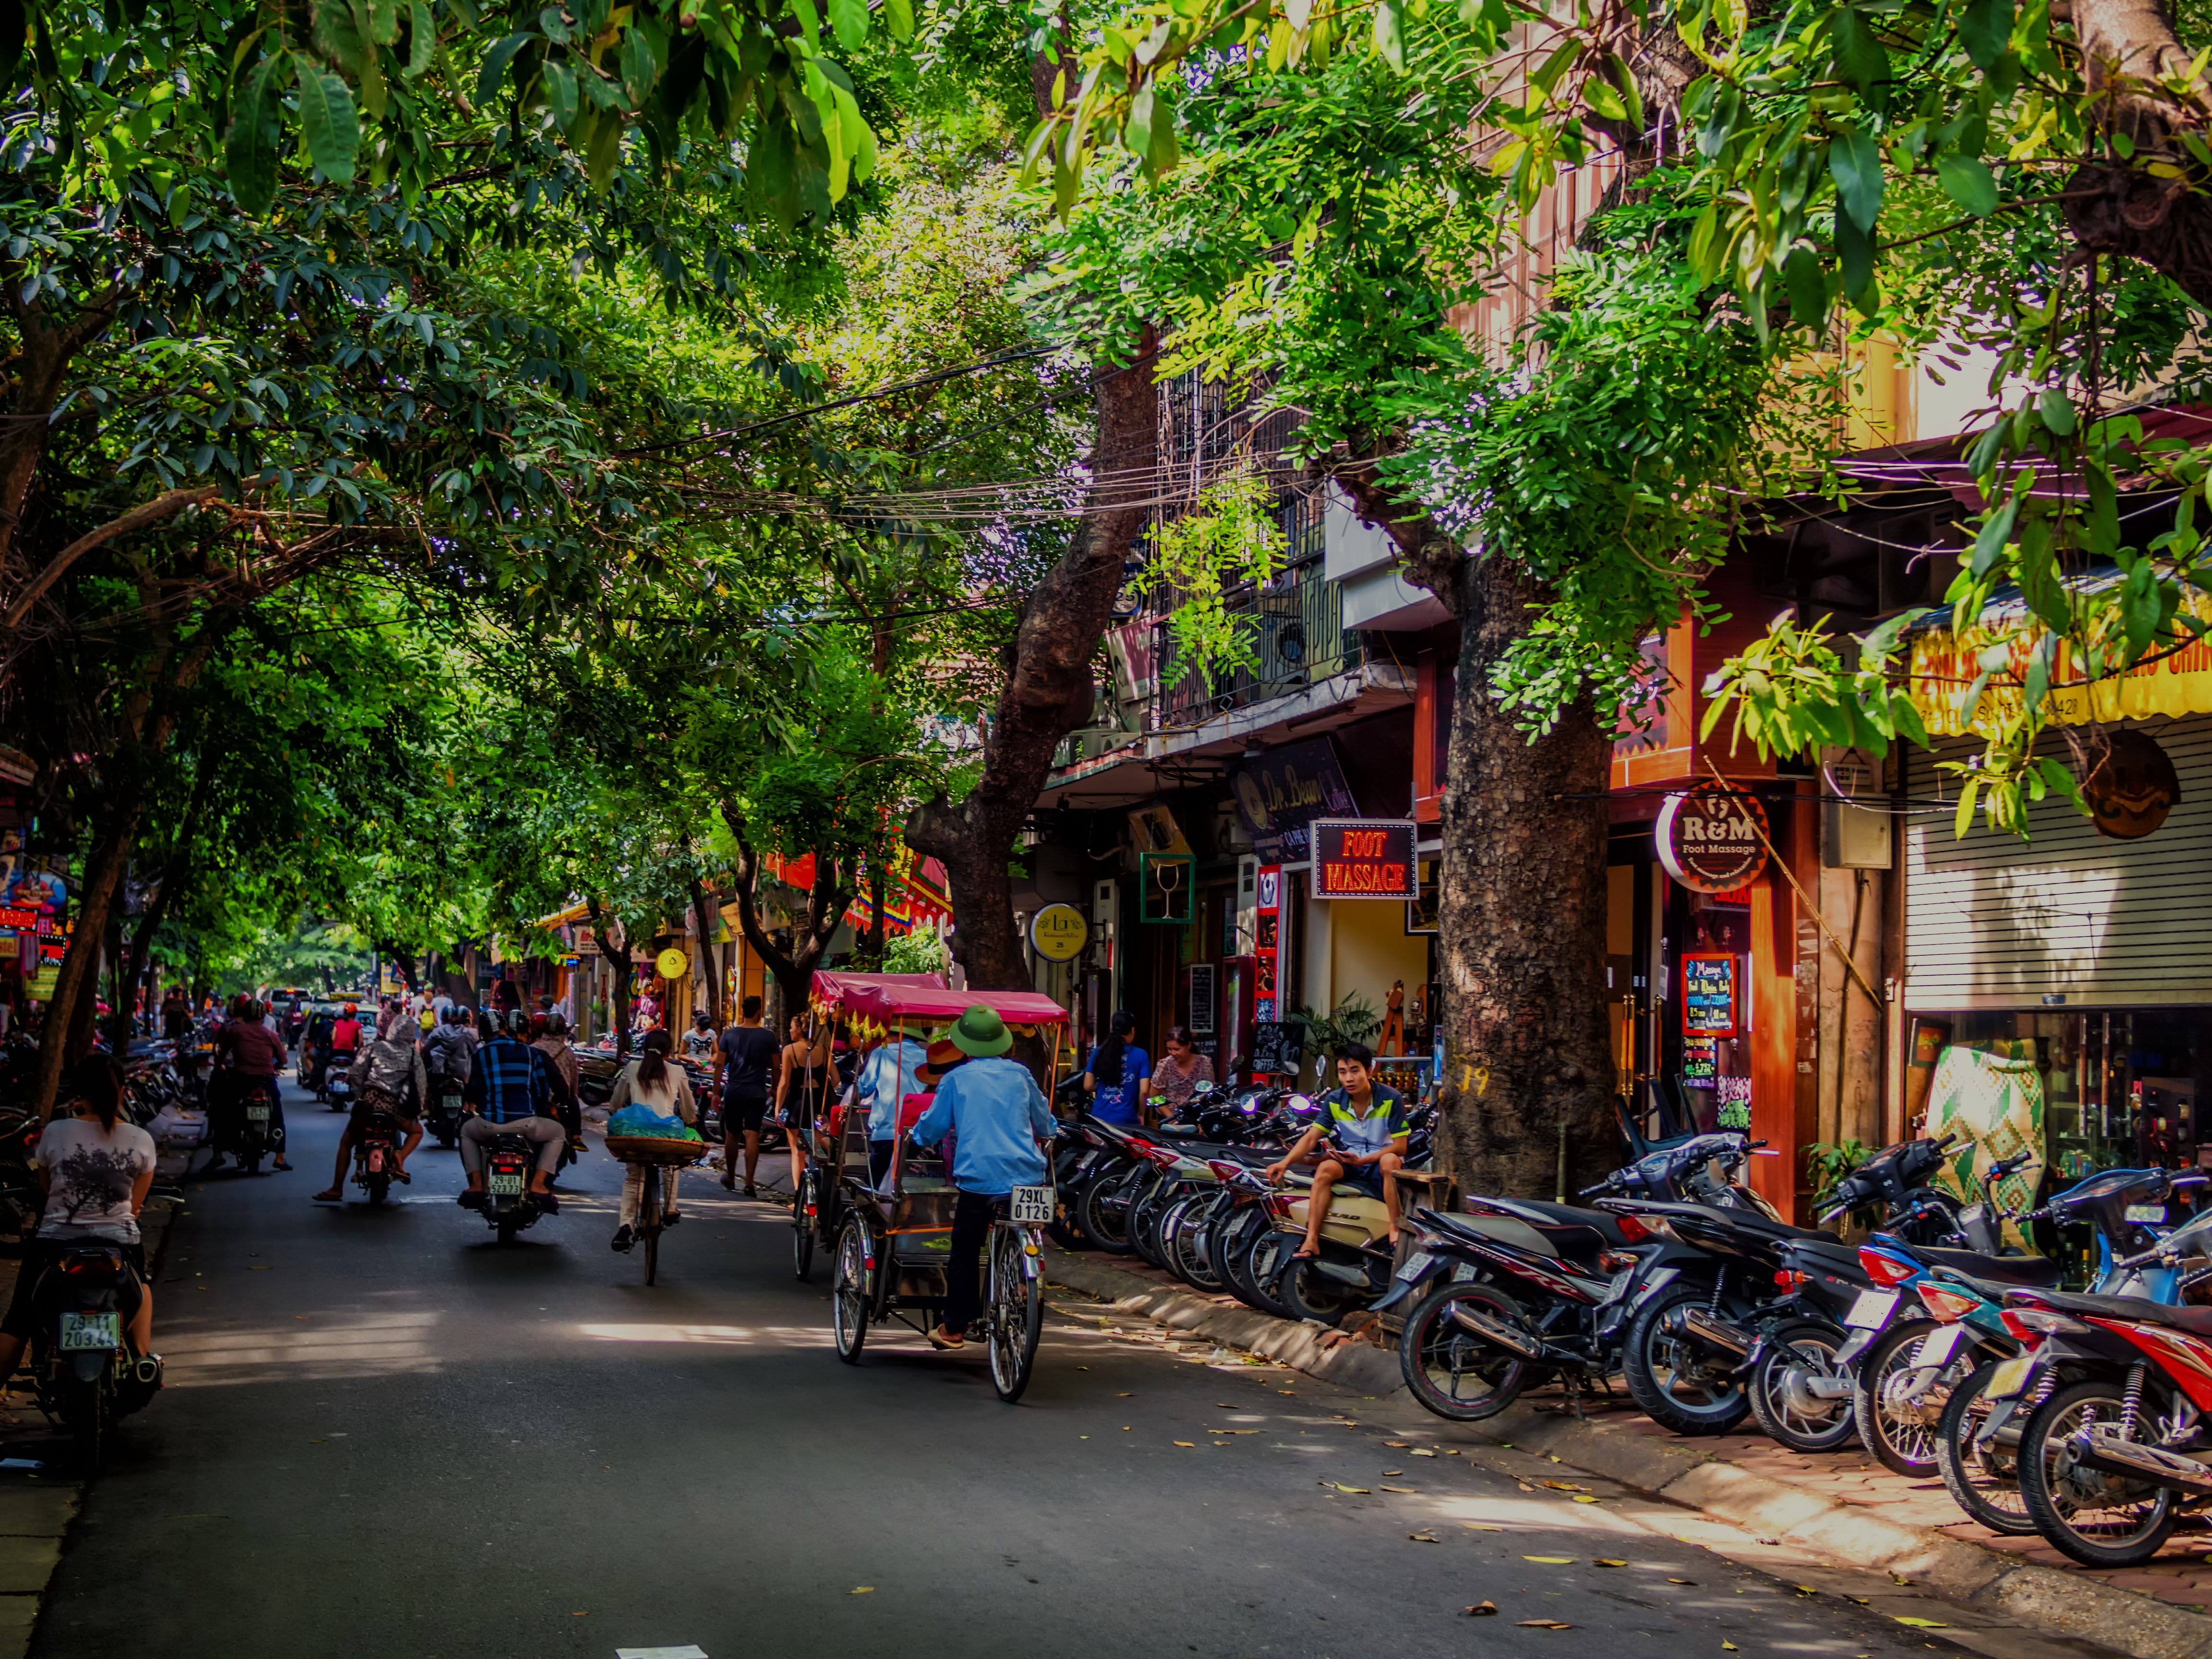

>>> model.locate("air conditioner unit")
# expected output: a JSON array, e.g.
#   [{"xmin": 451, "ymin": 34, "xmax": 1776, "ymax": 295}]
[{"xmin": 1230, "ymin": 855, "xmax": 1260, "ymax": 954}]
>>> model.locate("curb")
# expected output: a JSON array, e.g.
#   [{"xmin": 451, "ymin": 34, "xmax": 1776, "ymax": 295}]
[{"xmin": 1046, "ymin": 1246, "xmax": 2212, "ymax": 1659}]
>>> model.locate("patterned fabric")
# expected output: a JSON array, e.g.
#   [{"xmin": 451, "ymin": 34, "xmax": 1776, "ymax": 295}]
[
  {"xmin": 466, "ymin": 1035, "xmax": 558, "ymax": 1124},
  {"xmin": 1925, "ymin": 1043, "xmax": 2046, "ymax": 1249}
]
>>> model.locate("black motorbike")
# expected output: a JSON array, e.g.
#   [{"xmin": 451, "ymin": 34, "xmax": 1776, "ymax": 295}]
[
  {"xmin": 424, "ymin": 1076, "xmax": 467, "ymax": 1149},
  {"xmin": 351, "ymin": 1106, "xmax": 406, "ymax": 1206},
  {"xmin": 25, "ymin": 1243, "xmax": 160, "ymax": 1471},
  {"xmin": 476, "ymin": 1131, "xmax": 552, "ymax": 1243}
]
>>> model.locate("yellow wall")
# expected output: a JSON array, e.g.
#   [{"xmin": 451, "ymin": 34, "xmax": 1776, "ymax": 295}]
[{"xmin": 1326, "ymin": 897, "xmax": 1429, "ymax": 1052}]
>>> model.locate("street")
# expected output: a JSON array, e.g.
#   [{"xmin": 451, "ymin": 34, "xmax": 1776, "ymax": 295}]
[{"xmin": 27, "ymin": 1087, "xmax": 1970, "ymax": 1659}]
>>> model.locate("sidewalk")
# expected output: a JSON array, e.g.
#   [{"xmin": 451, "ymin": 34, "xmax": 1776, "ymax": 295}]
[
  {"xmin": 1046, "ymin": 1244, "xmax": 2212, "ymax": 1659},
  {"xmin": 0, "ymin": 1153, "xmax": 190, "ymax": 1659}
]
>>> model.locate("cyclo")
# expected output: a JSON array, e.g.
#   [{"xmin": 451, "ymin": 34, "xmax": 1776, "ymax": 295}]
[{"xmin": 816, "ymin": 976, "xmax": 1068, "ymax": 1402}]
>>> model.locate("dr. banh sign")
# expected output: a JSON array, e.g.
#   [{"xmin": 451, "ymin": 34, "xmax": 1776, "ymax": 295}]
[{"xmin": 1310, "ymin": 819, "xmax": 1419, "ymax": 900}]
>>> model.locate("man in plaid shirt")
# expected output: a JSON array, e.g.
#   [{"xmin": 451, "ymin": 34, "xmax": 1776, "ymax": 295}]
[{"xmin": 457, "ymin": 1009, "xmax": 574, "ymax": 1210}]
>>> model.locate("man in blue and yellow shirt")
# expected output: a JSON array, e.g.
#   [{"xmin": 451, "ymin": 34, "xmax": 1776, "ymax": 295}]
[{"xmin": 1264, "ymin": 1040, "xmax": 1408, "ymax": 1259}]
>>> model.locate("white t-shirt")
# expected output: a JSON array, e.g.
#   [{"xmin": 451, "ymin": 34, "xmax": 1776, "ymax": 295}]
[{"xmin": 36, "ymin": 1116, "xmax": 156, "ymax": 1242}]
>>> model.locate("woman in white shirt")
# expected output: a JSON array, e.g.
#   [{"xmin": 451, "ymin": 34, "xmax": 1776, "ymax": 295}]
[{"xmin": 609, "ymin": 1029, "xmax": 698, "ymax": 1252}]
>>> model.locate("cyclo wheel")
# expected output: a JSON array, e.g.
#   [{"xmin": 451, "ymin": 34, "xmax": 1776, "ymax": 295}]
[
  {"xmin": 832, "ymin": 1214, "xmax": 873, "ymax": 1363},
  {"xmin": 988, "ymin": 1226, "xmax": 1043, "ymax": 1403},
  {"xmin": 792, "ymin": 1167, "xmax": 817, "ymax": 1282}
]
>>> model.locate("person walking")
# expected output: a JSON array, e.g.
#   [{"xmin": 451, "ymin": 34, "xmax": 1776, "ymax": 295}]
[
  {"xmin": 772, "ymin": 1014, "xmax": 827, "ymax": 1193},
  {"xmin": 533, "ymin": 1012, "xmax": 584, "ymax": 1181},
  {"xmin": 607, "ymin": 1029, "xmax": 696, "ymax": 1252},
  {"xmin": 714, "ymin": 996, "xmax": 778, "ymax": 1197},
  {"xmin": 1080, "ymin": 1010, "xmax": 1150, "ymax": 1126},
  {"xmin": 908, "ymin": 1007, "xmax": 1057, "ymax": 1351}
]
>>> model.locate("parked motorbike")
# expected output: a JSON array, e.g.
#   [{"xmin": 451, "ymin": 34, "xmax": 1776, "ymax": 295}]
[{"xmin": 25, "ymin": 1243, "xmax": 160, "ymax": 1472}]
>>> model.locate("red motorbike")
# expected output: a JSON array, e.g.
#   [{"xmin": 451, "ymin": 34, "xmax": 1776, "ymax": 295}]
[{"xmin": 1994, "ymin": 1224, "xmax": 2212, "ymax": 1567}]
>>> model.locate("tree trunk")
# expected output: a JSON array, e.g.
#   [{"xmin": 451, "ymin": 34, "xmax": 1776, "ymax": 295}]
[
  {"xmin": 1427, "ymin": 553, "xmax": 1618, "ymax": 1198},
  {"xmin": 906, "ymin": 327, "xmax": 1158, "ymax": 992},
  {"xmin": 687, "ymin": 875, "xmax": 726, "ymax": 1027},
  {"xmin": 119, "ymin": 758, "xmax": 212, "ymax": 1021},
  {"xmin": 724, "ymin": 825, "xmax": 849, "ymax": 1026},
  {"xmin": 31, "ymin": 800, "xmax": 141, "ymax": 1113},
  {"xmin": 584, "ymin": 897, "xmax": 633, "ymax": 1058},
  {"xmin": 0, "ymin": 291, "xmax": 120, "ymax": 582}
]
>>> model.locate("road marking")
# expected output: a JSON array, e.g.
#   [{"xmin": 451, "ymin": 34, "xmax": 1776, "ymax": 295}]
[{"xmin": 616, "ymin": 1647, "xmax": 708, "ymax": 1658}]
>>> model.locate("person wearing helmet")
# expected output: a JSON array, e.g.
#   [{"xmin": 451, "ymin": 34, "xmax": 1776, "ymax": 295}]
[
  {"xmin": 330, "ymin": 1003, "xmax": 364, "ymax": 1063},
  {"xmin": 456, "ymin": 1007, "xmax": 574, "ymax": 1209},
  {"xmin": 211, "ymin": 995, "xmax": 291, "ymax": 1172}
]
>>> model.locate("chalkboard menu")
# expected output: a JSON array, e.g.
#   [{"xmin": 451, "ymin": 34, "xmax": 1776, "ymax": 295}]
[
  {"xmin": 1682, "ymin": 1034, "xmax": 1719, "ymax": 1089},
  {"xmin": 1681, "ymin": 953, "xmax": 1738, "ymax": 1036},
  {"xmin": 1251, "ymin": 1021, "xmax": 1305, "ymax": 1078}
]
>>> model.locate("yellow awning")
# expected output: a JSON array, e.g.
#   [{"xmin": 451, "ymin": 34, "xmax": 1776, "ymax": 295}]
[{"xmin": 1908, "ymin": 593, "xmax": 2212, "ymax": 735}]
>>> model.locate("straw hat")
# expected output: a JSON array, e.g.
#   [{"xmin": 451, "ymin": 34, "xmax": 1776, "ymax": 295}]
[{"xmin": 918, "ymin": 1037, "xmax": 966, "ymax": 1083}]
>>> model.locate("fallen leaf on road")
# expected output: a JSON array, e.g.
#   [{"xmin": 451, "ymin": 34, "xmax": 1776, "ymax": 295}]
[
  {"xmin": 1173, "ymin": 1441, "xmax": 1196, "ymax": 1448},
  {"xmin": 1794, "ymin": 1585, "xmax": 1818, "ymax": 1597},
  {"xmin": 850, "ymin": 1587, "xmax": 874, "ymax": 1595},
  {"xmin": 308, "ymin": 1438, "xmax": 327, "ymax": 1445},
  {"xmin": 1216, "ymin": 1403, "xmax": 1235, "ymax": 1407},
  {"xmin": 1327, "ymin": 1483, "xmax": 1371, "ymax": 1494},
  {"xmin": 1722, "ymin": 1644, "xmax": 1738, "ymax": 1652},
  {"xmin": 1444, "ymin": 1449, "xmax": 1462, "ymax": 1455},
  {"xmin": 1541, "ymin": 1480, "xmax": 1587, "ymax": 1492},
  {"xmin": 570, "ymin": 1611, "xmax": 588, "ymax": 1617},
  {"xmin": 1208, "ymin": 1429, "xmax": 1258, "ymax": 1434},
  {"xmin": 1522, "ymin": 1556, "xmax": 1574, "ymax": 1564},
  {"xmin": 1667, "ymin": 1578, "xmax": 1697, "ymax": 1586},
  {"xmin": 1411, "ymin": 1449, "xmax": 1436, "ymax": 1457},
  {"xmin": 1464, "ymin": 1601, "xmax": 1497, "ymax": 1617},
  {"xmin": 1595, "ymin": 1559, "xmax": 1627, "ymax": 1568},
  {"xmin": 1381, "ymin": 1485, "xmax": 1419, "ymax": 1494},
  {"xmin": 1385, "ymin": 1440, "xmax": 1411, "ymax": 1447},
  {"xmin": 1463, "ymin": 1525, "xmax": 1503, "ymax": 1532},
  {"xmin": 1572, "ymin": 1496, "xmax": 1601, "ymax": 1504},
  {"xmin": 250, "ymin": 1265, "xmax": 272, "ymax": 1271},
  {"xmin": 1408, "ymin": 1532, "xmax": 1440, "ymax": 1543},
  {"xmin": 1382, "ymin": 1469, "xmax": 1403, "ymax": 1476},
  {"xmin": 1891, "ymin": 1618, "xmax": 1948, "ymax": 1629},
  {"xmin": 1517, "ymin": 1620, "xmax": 1573, "ymax": 1629},
  {"xmin": 1122, "ymin": 1427, "xmax": 1131, "ymax": 1431},
  {"xmin": 1516, "ymin": 1481, "xmax": 1537, "ymax": 1492},
  {"xmin": 1117, "ymin": 1392, "xmax": 1133, "ymax": 1397}
]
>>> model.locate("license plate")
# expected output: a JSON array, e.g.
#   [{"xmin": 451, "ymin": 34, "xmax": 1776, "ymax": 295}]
[
  {"xmin": 441, "ymin": 1095, "xmax": 462, "ymax": 1112},
  {"xmin": 245, "ymin": 1104, "xmax": 270, "ymax": 1122},
  {"xmin": 1912, "ymin": 1324, "xmax": 1969, "ymax": 1368},
  {"xmin": 59, "ymin": 1312, "xmax": 120, "ymax": 1352},
  {"xmin": 1984, "ymin": 1355, "xmax": 2036, "ymax": 1399},
  {"xmin": 1395, "ymin": 1250, "xmax": 1435, "ymax": 1282},
  {"xmin": 1010, "ymin": 1186, "xmax": 1055, "ymax": 1226},
  {"xmin": 1845, "ymin": 1288, "xmax": 1900, "ymax": 1329},
  {"xmin": 488, "ymin": 1172, "xmax": 524, "ymax": 1196},
  {"xmin": 2126, "ymin": 1203, "xmax": 2167, "ymax": 1224}
]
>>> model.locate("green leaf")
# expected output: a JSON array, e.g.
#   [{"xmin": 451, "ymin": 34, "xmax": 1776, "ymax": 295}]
[
  {"xmin": 1829, "ymin": 129, "xmax": 1883, "ymax": 231},
  {"xmin": 1584, "ymin": 79, "xmax": 1628, "ymax": 122},
  {"xmin": 1784, "ymin": 245, "xmax": 1828, "ymax": 327},
  {"xmin": 2038, "ymin": 386, "xmax": 2077, "ymax": 435},
  {"xmin": 296, "ymin": 68, "xmax": 361, "ymax": 184},
  {"xmin": 827, "ymin": 0, "xmax": 868, "ymax": 51},
  {"xmin": 882, "ymin": 0, "xmax": 914, "ymax": 40},
  {"xmin": 1936, "ymin": 153, "xmax": 1999, "ymax": 216},
  {"xmin": 1123, "ymin": 83, "xmax": 1156, "ymax": 158},
  {"xmin": 541, "ymin": 57, "xmax": 577, "ymax": 127},
  {"xmin": 224, "ymin": 50, "xmax": 293, "ymax": 216},
  {"xmin": 404, "ymin": 0, "xmax": 434, "ymax": 76},
  {"xmin": 1836, "ymin": 211, "xmax": 1876, "ymax": 306},
  {"xmin": 1830, "ymin": 9, "xmax": 1890, "ymax": 109},
  {"xmin": 477, "ymin": 31, "xmax": 533, "ymax": 109},
  {"xmin": 1373, "ymin": 1, "xmax": 1406, "ymax": 72},
  {"xmin": 1960, "ymin": 0, "xmax": 2013, "ymax": 70},
  {"xmin": 1970, "ymin": 493, "xmax": 2021, "ymax": 578}
]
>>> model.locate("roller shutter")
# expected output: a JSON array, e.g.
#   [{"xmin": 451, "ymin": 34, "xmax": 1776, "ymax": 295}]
[{"xmin": 1903, "ymin": 717, "xmax": 2212, "ymax": 1010}]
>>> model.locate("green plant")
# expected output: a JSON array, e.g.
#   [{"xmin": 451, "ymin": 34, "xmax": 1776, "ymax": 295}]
[
  {"xmin": 1803, "ymin": 1140, "xmax": 1878, "ymax": 1227},
  {"xmin": 1288, "ymin": 992, "xmax": 1382, "ymax": 1062},
  {"xmin": 1133, "ymin": 465, "xmax": 1285, "ymax": 690},
  {"xmin": 881, "ymin": 929, "xmax": 950, "ymax": 977}
]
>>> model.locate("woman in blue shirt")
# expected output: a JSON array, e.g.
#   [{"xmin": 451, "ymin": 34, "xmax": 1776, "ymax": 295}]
[{"xmin": 1081, "ymin": 1010, "xmax": 1150, "ymax": 1125}]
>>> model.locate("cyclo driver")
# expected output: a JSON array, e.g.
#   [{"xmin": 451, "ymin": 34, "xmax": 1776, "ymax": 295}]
[{"xmin": 456, "ymin": 1009, "xmax": 572, "ymax": 1210}]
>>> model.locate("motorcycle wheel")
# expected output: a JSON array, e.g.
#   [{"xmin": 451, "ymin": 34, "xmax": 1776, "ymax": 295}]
[
  {"xmin": 1128, "ymin": 1175, "xmax": 1174, "ymax": 1269},
  {"xmin": 1161, "ymin": 1195, "xmax": 1222, "ymax": 1290},
  {"xmin": 242, "ymin": 1149, "xmax": 263, "ymax": 1176},
  {"xmin": 832, "ymin": 1216, "xmax": 872, "ymax": 1364},
  {"xmin": 792, "ymin": 1169, "xmax": 817, "ymax": 1282},
  {"xmin": 364, "ymin": 1174, "xmax": 391, "ymax": 1208},
  {"xmin": 1240, "ymin": 1229, "xmax": 1300, "ymax": 1320},
  {"xmin": 1075, "ymin": 1168, "xmax": 1137, "ymax": 1255},
  {"xmin": 2018, "ymin": 1379, "xmax": 2179, "ymax": 1568},
  {"xmin": 1214, "ymin": 1211, "xmax": 1275, "ymax": 1313},
  {"xmin": 1748, "ymin": 1319, "xmax": 1859, "ymax": 1453},
  {"xmin": 1853, "ymin": 1319, "xmax": 1954, "ymax": 1477},
  {"xmin": 1276, "ymin": 1253, "xmax": 1365, "ymax": 1327},
  {"xmin": 1399, "ymin": 1283, "xmax": 1532, "ymax": 1422},
  {"xmin": 1622, "ymin": 1283, "xmax": 1754, "ymax": 1437},
  {"xmin": 437, "ymin": 1125, "xmax": 457, "ymax": 1149},
  {"xmin": 1935, "ymin": 1357, "xmax": 2038, "ymax": 1536},
  {"xmin": 496, "ymin": 1217, "xmax": 518, "ymax": 1245}
]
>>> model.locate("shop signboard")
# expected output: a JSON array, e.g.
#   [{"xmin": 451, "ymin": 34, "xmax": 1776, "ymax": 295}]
[
  {"xmin": 1254, "ymin": 865, "xmax": 1281, "ymax": 1021},
  {"xmin": 1187, "ymin": 962, "xmax": 1216, "ymax": 1036},
  {"xmin": 1232, "ymin": 737, "xmax": 1359, "ymax": 864},
  {"xmin": 1309, "ymin": 819, "xmax": 1419, "ymax": 900},
  {"xmin": 654, "ymin": 947, "xmax": 690, "ymax": 980},
  {"xmin": 1656, "ymin": 782, "xmax": 1769, "ymax": 894},
  {"xmin": 1682, "ymin": 1034, "xmax": 1719, "ymax": 1089},
  {"xmin": 1251, "ymin": 1020, "xmax": 1304, "ymax": 1078},
  {"xmin": 1028, "ymin": 903, "xmax": 1089, "ymax": 962},
  {"xmin": 1682, "ymin": 952, "xmax": 1738, "ymax": 1036}
]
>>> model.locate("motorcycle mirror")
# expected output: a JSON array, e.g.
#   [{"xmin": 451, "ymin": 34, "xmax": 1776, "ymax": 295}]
[{"xmin": 1287, "ymin": 1094, "xmax": 1314, "ymax": 1113}]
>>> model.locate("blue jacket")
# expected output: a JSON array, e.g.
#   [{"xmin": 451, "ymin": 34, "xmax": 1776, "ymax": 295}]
[
  {"xmin": 857, "ymin": 1038, "xmax": 927, "ymax": 1141},
  {"xmin": 910, "ymin": 1057, "xmax": 1057, "ymax": 1196}
]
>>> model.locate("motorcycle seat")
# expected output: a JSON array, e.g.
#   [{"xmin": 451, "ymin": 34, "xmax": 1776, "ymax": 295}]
[
  {"xmin": 1475, "ymin": 1197, "xmax": 1637, "ymax": 1250},
  {"xmin": 1915, "ymin": 1246, "xmax": 2063, "ymax": 1288},
  {"xmin": 2020, "ymin": 1288, "xmax": 2212, "ymax": 1337}
]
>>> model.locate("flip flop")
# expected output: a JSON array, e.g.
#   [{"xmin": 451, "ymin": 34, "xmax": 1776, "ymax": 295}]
[
  {"xmin": 311, "ymin": 1189, "xmax": 342, "ymax": 1203},
  {"xmin": 926, "ymin": 1327, "xmax": 967, "ymax": 1351},
  {"xmin": 1289, "ymin": 1248, "xmax": 1322, "ymax": 1262}
]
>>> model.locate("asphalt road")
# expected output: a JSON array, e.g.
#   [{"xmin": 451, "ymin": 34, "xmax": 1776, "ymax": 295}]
[{"xmin": 28, "ymin": 1082, "xmax": 1967, "ymax": 1659}]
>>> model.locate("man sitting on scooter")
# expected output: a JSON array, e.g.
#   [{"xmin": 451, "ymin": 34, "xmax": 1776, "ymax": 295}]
[
  {"xmin": 1263, "ymin": 1041, "xmax": 1409, "ymax": 1260},
  {"xmin": 455, "ymin": 1008, "xmax": 572, "ymax": 1210}
]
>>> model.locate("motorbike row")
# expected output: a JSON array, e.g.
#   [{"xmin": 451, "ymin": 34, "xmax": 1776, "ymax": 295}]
[{"xmin": 1053, "ymin": 1082, "xmax": 2212, "ymax": 1571}]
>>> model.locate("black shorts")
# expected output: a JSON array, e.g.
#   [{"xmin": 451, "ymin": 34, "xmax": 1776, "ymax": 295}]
[
  {"xmin": 2, "ymin": 1238, "xmax": 146, "ymax": 1339},
  {"xmin": 725, "ymin": 1092, "xmax": 768, "ymax": 1132}
]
